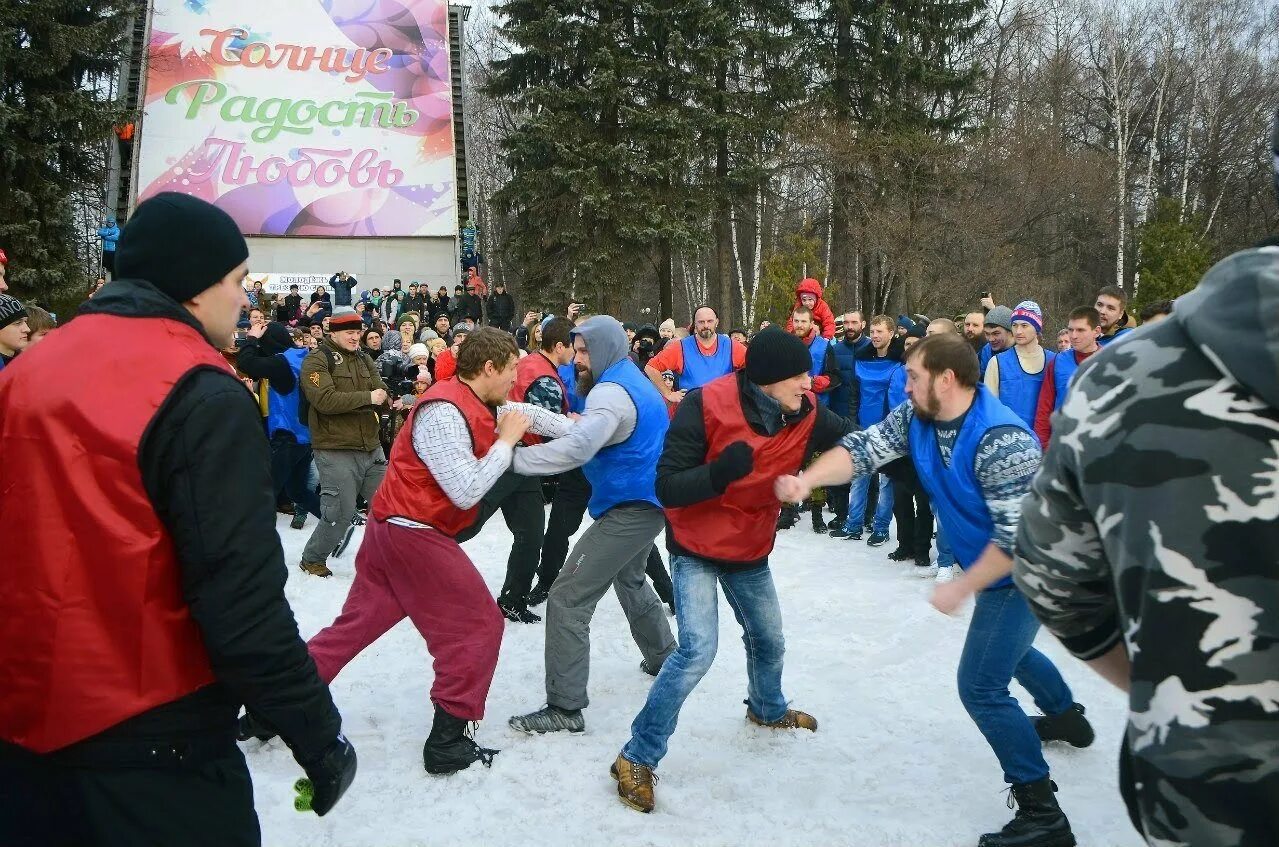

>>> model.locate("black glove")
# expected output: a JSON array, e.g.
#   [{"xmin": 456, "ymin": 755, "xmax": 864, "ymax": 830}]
[
  {"xmin": 708, "ymin": 440, "xmax": 754, "ymax": 491},
  {"xmin": 301, "ymin": 735, "xmax": 357, "ymax": 817}
]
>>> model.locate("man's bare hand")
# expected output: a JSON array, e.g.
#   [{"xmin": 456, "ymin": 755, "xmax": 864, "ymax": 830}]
[{"xmin": 497, "ymin": 411, "xmax": 530, "ymax": 445}]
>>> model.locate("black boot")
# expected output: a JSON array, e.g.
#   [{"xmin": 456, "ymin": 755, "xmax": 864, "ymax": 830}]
[
  {"xmin": 810, "ymin": 507, "xmax": 828, "ymax": 534},
  {"xmin": 978, "ymin": 778, "xmax": 1075, "ymax": 847},
  {"xmin": 422, "ymin": 704, "xmax": 498, "ymax": 775},
  {"xmin": 1031, "ymin": 703, "xmax": 1095, "ymax": 748},
  {"xmin": 887, "ymin": 547, "xmax": 914, "ymax": 561},
  {"xmin": 776, "ymin": 505, "xmax": 798, "ymax": 530}
]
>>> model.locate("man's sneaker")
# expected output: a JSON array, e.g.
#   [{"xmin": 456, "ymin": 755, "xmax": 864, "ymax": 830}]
[
  {"xmin": 290, "ymin": 510, "xmax": 308, "ymax": 530},
  {"xmin": 508, "ymin": 705, "xmax": 585, "ymax": 735},
  {"xmin": 423, "ymin": 704, "xmax": 498, "ymax": 775},
  {"xmin": 1031, "ymin": 703, "xmax": 1095, "ymax": 749},
  {"xmin": 915, "ymin": 563, "xmax": 939, "ymax": 579},
  {"xmin": 828, "ymin": 527, "xmax": 851, "ymax": 539},
  {"xmin": 866, "ymin": 532, "xmax": 890, "ymax": 547},
  {"xmin": 843, "ymin": 529, "xmax": 864, "ymax": 541},
  {"xmin": 887, "ymin": 547, "xmax": 913, "ymax": 561},
  {"xmin": 352, "ymin": 509, "xmax": 368, "ymax": 526},
  {"xmin": 527, "ymin": 583, "xmax": 551, "ymax": 607},
  {"xmin": 611, "ymin": 754, "xmax": 656, "ymax": 813},
  {"xmin": 935, "ymin": 566, "xmax": 956, "ymax": 584},
  {"xmin": 332, "ymin": 520, "xmax": 357, "ymax": 558},
  {"xmin": 745, "ymin": 703, "xmax": 817, "ymax": 731},
  {"xmin": 299, "ymin": 560, "xmax": 333, "ymax": 578},
  {"xmin": 499, "ymin": 602, "xmax": 542, "ymax": 624},
  {"xmin": 978, "ymin": 778, "xmax": 1074, "ymax": 847},
  {"xmin": 639, "ymin": 658, "xmax": 661, "ymax": 677}
]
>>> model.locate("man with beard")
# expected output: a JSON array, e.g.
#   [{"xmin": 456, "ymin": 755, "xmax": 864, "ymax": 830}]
[
  {"xmin": 778, "ymin": 333, "xmax": 1093, "ymax": 847},
  {"xmin": 824, "ymin": 312, "xmax": 865, "ymax": 532},
  {"xmin": 776, "ymin": 306, "xmax": 841, "ymax": 532},
  {"xmin": 963, "ymin": 310, "xmax": 986, "ymax": 354},
  {"xmin": 643, "ymin": 305, "xmax": 746, "ymax": 405},
  {"xmin": 1093, "ymin": 285, "xmax": 1133, "ymax": 346},
  {"xmin": 508, "ymin": 316, "xmax": 676, "ymax": 736}
]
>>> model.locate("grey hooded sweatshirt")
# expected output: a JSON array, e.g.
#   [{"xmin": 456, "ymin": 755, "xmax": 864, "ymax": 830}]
[{"xmin": 513, "ymin": 315, "xmax": 637, "ymax": 476}]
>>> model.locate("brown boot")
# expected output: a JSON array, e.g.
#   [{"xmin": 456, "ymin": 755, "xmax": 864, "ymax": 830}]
[
  {"xmin": 299, "ymin": 560, "xmax": 333, "ymax": 578},
  {"xmin": 610, "ymin": 754, "xmax": 656, "ymax": 813},
  {"xmin": 746, "ymin": 706, "xmax": 818, "ymax": 731}
]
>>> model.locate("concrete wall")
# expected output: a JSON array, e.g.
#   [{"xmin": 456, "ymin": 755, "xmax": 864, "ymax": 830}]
[{"xmin": 244, "ymin": 236, "xmax": 460, "ymax": 297}]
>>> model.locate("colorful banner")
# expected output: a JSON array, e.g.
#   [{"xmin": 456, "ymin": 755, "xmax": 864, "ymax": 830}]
[
  {"xmin": 247, "ymin": 272, "xmax": 330, "ymax": 295},
  {"xmin": 135, "ymin": 0, "xmax": 456, "ymax": 237}
]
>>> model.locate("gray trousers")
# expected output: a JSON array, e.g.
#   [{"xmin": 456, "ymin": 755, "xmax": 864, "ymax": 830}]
[
  {"xmin": 301, "ymin": 447, "xmax": 387, "ymax": 564},
  {"xmin": 545, "ymin": 503, "xmax": 676, "ymax": 710}
]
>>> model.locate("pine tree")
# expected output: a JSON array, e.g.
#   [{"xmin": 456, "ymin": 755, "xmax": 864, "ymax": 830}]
[
  {"xmin": 1135, "ymin": 198, "xmax": 1212, "ymax": 309},
  {"xmin": 0, "ymin": 1, "xmax": 143, "ymax": 303}
]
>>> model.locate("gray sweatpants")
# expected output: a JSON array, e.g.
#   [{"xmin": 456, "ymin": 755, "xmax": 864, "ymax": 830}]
[
  {"xmin": 545, "ymin": 503, "xmax": 676, "ymax": 711},
  {"xmin": 301, "ymin": 447, "xmax": 387, "ymax": 565}
]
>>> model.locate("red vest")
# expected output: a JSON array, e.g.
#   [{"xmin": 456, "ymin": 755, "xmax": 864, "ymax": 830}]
[
  {"xmin": 0, "ymin": 314, "xmax": 229, "ymax": 752},
  {"xmin": 372, "ymin": 377, "xmax": 498, "ymax": 537},
  {"xmin": 509, "ymin": 351, "xmax": 567, "ymax": 445},
  {"xmin": 665, "ymin": 374, "xmax": 816, "ymax": 562}
]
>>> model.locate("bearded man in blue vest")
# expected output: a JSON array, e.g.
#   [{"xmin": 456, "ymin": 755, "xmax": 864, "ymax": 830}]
[
  {"xmin": 778, "ymin": 333, "xmax": 1094, "ymax": 847},
  {"xmin": 509, "ymin": 316, "xmax": 677, "ymax": 735},
  {"xmin": 830, "ymin": 314, "xmax": 900, "ymax": 543},
  {"xmin": 644, "ymin": 305, "xmax": 746, "ymax": 404}
]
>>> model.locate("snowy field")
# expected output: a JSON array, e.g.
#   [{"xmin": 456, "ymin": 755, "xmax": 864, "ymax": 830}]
[{"xmin": 248, "ymin": 509, "xmax": 1142, "ymax": 847}]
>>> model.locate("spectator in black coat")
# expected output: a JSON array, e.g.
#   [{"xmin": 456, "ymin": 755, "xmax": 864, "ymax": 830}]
[{"xmin": 487, "ymin": 281, "xmax": 515, "ymax": 331}]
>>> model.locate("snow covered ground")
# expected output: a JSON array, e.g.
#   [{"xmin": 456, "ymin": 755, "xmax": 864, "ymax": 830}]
[{"xmin": 250, "ymin": 510, "xmax": 1142, "ymax": 847}]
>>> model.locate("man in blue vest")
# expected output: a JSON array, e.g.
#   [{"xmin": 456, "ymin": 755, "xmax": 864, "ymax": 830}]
[
  {"xmin": 984, "ymin": 300, "xmax": 1055, "ymax": 431},
  {"xmin": 777, "ymin": 306, "xmax": 842, "ymax": 532},
  {"xmin": 1032, "ymin": 306, "xmax": 1100, "ymax": 446},
  {"xmin": 508, "ymin": 316, "xmax": 676, "ymax": 735},
  {"xmin": 236, "ymin": 321, "xmax": 323, "ymax": 526},
  {"xmin": 831, "ymin": 315, "xmax": 900, "ymax": 544},
  {"xmin": 978, "ymin": 305, "xmax": 1014, "ymax": 377},
  {"xmin": 1094, "ymin": 285, "xmax": 1133, "ymax": 346},
  {"xmin": 644, "ymin": 305, "xmax": 746, "ymax": 403},
  {"xmin": 825, "ymin": 311, "xmax": 865, "ymax": 532},
  {"xmin": 779, "ymin": 333, "xmax": 1093, "ymax": 847}
]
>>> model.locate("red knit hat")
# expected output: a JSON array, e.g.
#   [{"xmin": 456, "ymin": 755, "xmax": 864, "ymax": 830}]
[
  {"xmin": 328, "ymin": 308, "xmax": 363, "ymax": 331},
  {"xmin": 0, "ymin": 247, "xmax": 8, "ymax": 265}
]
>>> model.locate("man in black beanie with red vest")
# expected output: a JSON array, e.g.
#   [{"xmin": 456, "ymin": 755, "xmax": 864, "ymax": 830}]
[
  {"xmin": 0, "ymin": 193, "xmax": 355, "ymax": 846},
  {"xmin": 610, "ymin": 327, "xmax": 853, "ymax": 814}
]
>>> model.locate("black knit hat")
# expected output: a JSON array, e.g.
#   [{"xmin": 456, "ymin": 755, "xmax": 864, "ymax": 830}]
[
  {"xmin": 0, "ymin": 293, "xmax": 27, "ymax": 330},
  {"xmin": 115, "ymin": 193, "xmax": 249, "ymax": 303},
  {"xmin": 745, "ymin": 327, "xmax": 813, "ymax": 385}
]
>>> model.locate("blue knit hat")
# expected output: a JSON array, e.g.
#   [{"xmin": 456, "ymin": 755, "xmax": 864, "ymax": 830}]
[{"xmin": 1011, "ymin": 300, "xmax": 1044, "ymax": 334}]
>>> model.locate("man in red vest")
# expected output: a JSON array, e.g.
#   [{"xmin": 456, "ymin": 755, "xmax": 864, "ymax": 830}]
[
  {"xmin": 611, "ymin": 327, "xmax": 852, "ymax": 814},
  {"xmin": 494, "ymin": 317, "xmax": 576, "ymax": 622},
  {"xmin": 0, "ymin": 193, "xmax": 355, "ymax": 846},
  {"xmin": 256, "ymin": 328, "xmax": 573, "ymax": 777}
]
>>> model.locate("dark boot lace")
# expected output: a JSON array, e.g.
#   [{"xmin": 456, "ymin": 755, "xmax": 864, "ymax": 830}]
[{"xmin": 467, "ymin": 721, "xmax": 499, "ymax": 768}]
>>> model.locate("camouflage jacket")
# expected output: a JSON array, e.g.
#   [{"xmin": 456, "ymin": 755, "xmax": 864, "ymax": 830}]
[{"xmin": 1013, "ymin": 248, "xmax": 1279, "ymax": 847}]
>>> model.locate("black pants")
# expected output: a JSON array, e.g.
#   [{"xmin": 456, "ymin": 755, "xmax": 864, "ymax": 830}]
[
  {"xmin": 270, "ymin": 431, "xmax": 321, "ymax": 519},
  {"xmin": 645, "ymin": 546, "xmax": 674, "ymax": 607},
  {"xmin": 827, "ymin": 483, "xmax": 850, "ymax": 524},
  {"xmin": 864, "ymin": 475, "xmax": 878, "ymax": 528},
  {"xmin": 890, "ymin": 468, "xmax": 933, "ymax": 561},
  {"xmin": 496, "ymin": 471, "xmax": 547, "ymax": 610},
  {"xmin": 0, "ymin": 738, "xmax": 259, "ymax": 847},
  {"xmin": 538, "ymin": 467, "xmax": 591, "ymax": 587}
]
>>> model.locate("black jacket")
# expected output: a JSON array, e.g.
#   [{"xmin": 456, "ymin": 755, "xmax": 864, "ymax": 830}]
[
  {"xmin": 657, "ymin": 371, "xmax": 854, "ymax": 570},
  {"xmin": 235, "ymin": 325, "xmax": 297, "ymax": 394},
  {"xmin": 486, "ymin": 291, "xmax": 515, "ymax": 326},
  {"xmin": 452, "ymin": 292, "xmax": 483, "ymax": 323},
  {"xmin": 75, "ymin": 281, "xmax": 340, "ymax": 764}
]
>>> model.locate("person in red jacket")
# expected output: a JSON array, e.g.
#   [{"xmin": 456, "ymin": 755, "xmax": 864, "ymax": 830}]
[
  {"xmin": 784, "ymin": 277, "xmax": 836, "ymax": 339},
  {"xmin": 0, "ymin": 193, "xmax": 355, "ymax": 846},
  {"xmin": 1032, "ymin": 306, "xmax": 1101, "ymax": 446}
]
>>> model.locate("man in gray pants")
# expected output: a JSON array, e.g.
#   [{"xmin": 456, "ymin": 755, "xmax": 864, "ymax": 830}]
[
  {"xmin": 299, "ymin": 308, "xmax": 390, "ymax": 577},
  {"xmin": 509, "ymin": 316, "xmax": 676, "ymax": 734}
]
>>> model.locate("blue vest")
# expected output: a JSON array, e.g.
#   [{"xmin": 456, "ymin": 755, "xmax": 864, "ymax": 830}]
[
  {"xmin": 828, "ymin": 337, "xmax": 863, "ymax": 418},
  {"xmin": 995, "ymin": 347, "xmax": 1055, "ymax": 430},
  {"xmin": 265, "ymin": 347, "xmax": 311, "ymax": 444},
  {"xmin": 558, "ymin": 362, "xmax": 584, "ymax": 413},
  {"xmin": 909, "ymin": 385, "xmax": 1032, "ymax": 589},
  {"xmin": 978, "ymin": 343, "xmax": 993, "ymax": 377},
  {"xmin": 806, "ymin": 335, "xmax": 832, "ymax": 407},
  {"xmin": 1051, "ymin": 351, "xmax": 1083, "ymax": 411},
  {"xmin": 854, "ymin": 356, "xmax": 897, "ymax": 428},
  {"xmin": 887, "ymin": 360, "xmax": 908, "ymax": 409},
  {"xmin": 679, "ymin": 334, "xmax": 734, "ymax": 390},
  {"xmin": 1098, "ymin": 327, "xmax": 1132, "ymax": 347},
  {"xmin": 583, "ymin": 359, "xmax": 669, "ymax": 519}
]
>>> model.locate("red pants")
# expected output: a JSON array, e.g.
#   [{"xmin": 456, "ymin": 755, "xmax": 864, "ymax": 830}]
[{"xmin": 307, "ymin": 518, "xmax": 505, "ymax": 720}]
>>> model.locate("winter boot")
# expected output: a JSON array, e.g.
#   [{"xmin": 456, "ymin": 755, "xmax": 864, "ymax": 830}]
[
  {"xmin": 422, "ymin": 704, "xmax": 498, "ymax": 775},
  {"xmin": 887, "ymin": 547, "xmax": 914, "ymax": 561},
  {"xmin": 526, "ymin": 582, "xmax": 552, "ymax": 607},
  {"xmin": 499, "ymin": 601, "xmax": 542, "ymax": 624},
  {"xmin": 290, "ymin": 508, "xmax": 308, "ymax": 530},
  {"xmin": 611, "ymin": 754, "xmax": 657, "ymax": 813},
  {"xmin": 508, "ymin": 705, "xmax": 585, "ymax": 735},
  {"xmin": 236, "ymin": 711, "xmax": 277, "ymax": 743},
  {"xmin": 1031, "ymin": 704, "xmax": 1095, "ymax": 749},
  {"xmin": 978, "ymin": 778, "xmax": 1075, "ymax": 847},
  {"xmin": 332, "ymin": 519, "xmax": 357, "ymax": 558},
  {"xmin": 745, "ymin": 702, "xmax": 817, "ymax": 731},
  {"xmin": 639, "ymin": 658, "xmax": 662, "ymax": 677},
  {"xmin": 811, "ymin": 508, "xmax": 828, "ymax": 534},
  {"xmin": 299, "ymin": 560, "xmax": 333, "ymax": 577},
  {"xmin": 776, "ymin": 505, "xmax": 798, "ymax": 530}
]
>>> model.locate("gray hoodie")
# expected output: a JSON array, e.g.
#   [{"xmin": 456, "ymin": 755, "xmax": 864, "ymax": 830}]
[{"xmin": 513, "ymin": 315, "xmax": 638, "ymax": 476}]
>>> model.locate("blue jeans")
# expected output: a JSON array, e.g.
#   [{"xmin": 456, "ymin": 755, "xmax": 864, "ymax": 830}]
[
  {"xmin": 958, "ymin": 586, "xmax": 1074, "ymax": 784},
  {"xmin": 270, "ymin": 431, "xmax": 322, "ymax": 519},
  {"xmin": 622, "ymin": 555, "xmax": 788, "ymax": 769},
  {"xmin": 845, "ymin": 473, "xmax": 893, "ymax": 534},
  {"xmin": 936, "ymin": 524, "xmax": 956, "ymax": 568}
]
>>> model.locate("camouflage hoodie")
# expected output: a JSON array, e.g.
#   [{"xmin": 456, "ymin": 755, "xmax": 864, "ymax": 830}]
[{"xmin": 1013, "ymin": 248, "xmax": 1279, "ymax": 847}]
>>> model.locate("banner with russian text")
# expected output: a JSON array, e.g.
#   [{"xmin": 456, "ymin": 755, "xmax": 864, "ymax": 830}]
[{"xmin": 135, "ymin": 0, "xmax": 456, "ymax": 237}]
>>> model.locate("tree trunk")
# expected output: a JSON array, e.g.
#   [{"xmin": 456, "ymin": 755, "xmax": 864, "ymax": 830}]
[{"xmin": 657, "ymin": 237, "xmax": 673, "ymax": 321}]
